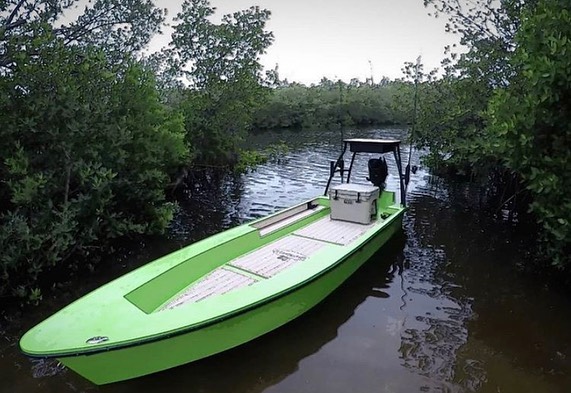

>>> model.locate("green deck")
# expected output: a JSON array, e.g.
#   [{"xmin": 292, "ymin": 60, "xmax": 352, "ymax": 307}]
[{"xmin": 20, "ymin": 192, "xmax": 405, "ymax": 384}]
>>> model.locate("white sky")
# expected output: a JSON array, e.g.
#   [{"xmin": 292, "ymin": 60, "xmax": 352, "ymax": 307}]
[{"xmin": 154, "ymin": 0, "xmax": 458, "ymax": 85}]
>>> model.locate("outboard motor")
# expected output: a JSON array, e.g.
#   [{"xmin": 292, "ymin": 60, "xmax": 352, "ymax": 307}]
[{"xmin": 367, "ymin": 156, "xmax": 388, "ymax": 188}]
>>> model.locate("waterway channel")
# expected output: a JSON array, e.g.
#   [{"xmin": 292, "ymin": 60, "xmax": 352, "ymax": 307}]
[{"xmin": 1, "ymin": 127, "xmax": 570, "ymax": 393}]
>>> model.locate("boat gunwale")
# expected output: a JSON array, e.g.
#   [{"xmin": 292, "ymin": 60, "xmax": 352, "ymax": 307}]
[
  {"xmin": 21, "ymin": 206, "xmax": 405, "ymax": 359},
  {"xmin": 20, "ymin": 197, "xmax": 331, "ymax": 358}
]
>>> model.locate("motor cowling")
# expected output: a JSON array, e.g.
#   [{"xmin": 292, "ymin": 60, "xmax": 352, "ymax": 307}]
[{"xmin": 367, "ymin": 156, "xmax": 388, "ymax": 188}]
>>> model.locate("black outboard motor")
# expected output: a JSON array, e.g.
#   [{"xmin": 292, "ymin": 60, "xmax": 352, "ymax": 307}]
[{"xmin": 367, "ymin": 156, "xmax": 388, "ymax": 188}]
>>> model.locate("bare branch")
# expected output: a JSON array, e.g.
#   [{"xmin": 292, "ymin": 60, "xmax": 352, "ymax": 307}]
[
  {"xmin": 5, "ymin": 0, "xmax": 28, "ymax": 27},
  {"xmin": 3, "ymin": 18, "xmax": 26, "ymax": 32}
]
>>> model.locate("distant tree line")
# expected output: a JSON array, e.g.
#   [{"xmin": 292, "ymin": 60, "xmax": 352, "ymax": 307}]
[{"xmin": 253, "ymin": 77, "xmax": 405, "ymax": 130}]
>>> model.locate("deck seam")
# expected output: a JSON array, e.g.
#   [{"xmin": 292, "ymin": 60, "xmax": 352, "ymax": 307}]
[
  {"xmin": 223, "ymin": 265, "xmax": 267, "ymax": 280},
  {"xmin": 290, "ymin": 233, "xmax": 344, "ymax": 246}
]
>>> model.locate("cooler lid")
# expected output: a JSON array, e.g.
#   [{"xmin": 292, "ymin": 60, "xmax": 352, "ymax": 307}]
[{"xmin": 329, "ymin": 183, "xmax": 379, "ymax": 194}]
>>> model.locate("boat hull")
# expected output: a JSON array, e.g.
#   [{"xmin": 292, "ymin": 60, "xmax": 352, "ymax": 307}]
[{"xmin": 58, "ymin": 212, "xmax": 404, "ymax": 384}]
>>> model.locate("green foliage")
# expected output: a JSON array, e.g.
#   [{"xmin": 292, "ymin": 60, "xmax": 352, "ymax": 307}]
[
  {"xmin": 416, "ymin": 0, "xmax": 570, "ymax": 269},
  {"xmin": 414, "ymin": 0, "xmax": 533, "ymax": 175},
  {"xmin": 254, "ymin": 78, "xmax": 400, "ymax": 130},
  {"xmin": 488, "ymin": 0, "xmax": 571, "ymax": 267},
  {"xmin": 234, "ymin": 142, "xmax": 289, "ymax": 173},
  {"xmin": 424, "ymin": 0, "xmax": 538, "ymax": 88},
  {"xmin": 170, "ymin": 0, "xmax": 273, "ymax": 88},
  {"xmin": 178, "ymin": 74, "xmax": 270, "ymax": 166},
  {"xmin": 395, "ymin": 63, "xmax": 493, "ymax": 177},
  {"xmin": 407, "ymin": 1, "xmax": 531, "ymax": 176},
  {"xmin": 163, "ymin": 0, "xmax": 274, "ymax": 166},
  {"xmin": 0, "ymin": 31, "xmax": 187, "ymax": 298},
  {"xmin": 1, "ymin": 0, "xmax": 165, "ymax": 69},
  {"xmin": 0, "ymin": 0, "xmax": 279, "ymax": 301}
]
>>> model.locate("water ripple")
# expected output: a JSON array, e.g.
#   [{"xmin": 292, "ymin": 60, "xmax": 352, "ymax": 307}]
[{"xmin": 4, "ymin": 127, "xmax": 571, "ymax": 393}]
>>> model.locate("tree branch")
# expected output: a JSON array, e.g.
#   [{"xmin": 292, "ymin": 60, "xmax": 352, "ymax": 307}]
[{"xmin": 5, "ymin": 0, "xmax": 28, "ymax": 28}]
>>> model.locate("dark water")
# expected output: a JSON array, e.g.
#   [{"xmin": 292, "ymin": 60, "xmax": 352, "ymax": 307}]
[{"xmin": 2, "ymin": 127, "xmax": 571, "ymax": 393}]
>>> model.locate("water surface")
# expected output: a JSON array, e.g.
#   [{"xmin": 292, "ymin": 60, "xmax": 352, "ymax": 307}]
[{"xmin": 2, "ymin": 127, "xmax": 570, "ymax": 393}]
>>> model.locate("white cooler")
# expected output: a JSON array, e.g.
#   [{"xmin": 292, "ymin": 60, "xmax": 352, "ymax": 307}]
[{"xmin": 328, "ymin": 183, "xmax": 380, "ymax": 224}]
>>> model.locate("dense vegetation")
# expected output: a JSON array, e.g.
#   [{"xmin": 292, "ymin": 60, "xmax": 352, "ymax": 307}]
[
  {"xmin": 1, "ymin": 0, "xmax": 569, "ymax": 301},
  {"xmin": 0, "ymin": 0, "xmax": 274, "ymax": 301},
  {"xmin": 409, "ymin": 0, "xmax": 571, "ymax": 270},
  {"xmin": 253, "ymin": 77, "xmax": 403, "ymax": 130}
]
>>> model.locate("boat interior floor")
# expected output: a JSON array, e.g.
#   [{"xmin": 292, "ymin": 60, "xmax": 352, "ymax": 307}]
[{"xmin": 159, "ymin": 216, "xmax": 375, "ymax": 311}]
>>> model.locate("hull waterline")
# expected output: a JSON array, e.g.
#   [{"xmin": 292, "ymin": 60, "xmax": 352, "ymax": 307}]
[
  {"xmin": 21, "ymin": 138, "xmax": 410, "ymax": 385},
  {"xmin": 58, "ymin": 213, "xmax": 403, "ymax": 385}
]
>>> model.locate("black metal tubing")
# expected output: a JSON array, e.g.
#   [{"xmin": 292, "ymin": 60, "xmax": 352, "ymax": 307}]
[
  {"xmin": 323, "ymin": 142, "xmax": 348, "ymax": 195},
  {"xmin": 393, "ymin": 146, "xmax": 406, "ymax": 206},
  {"xmin": 346, "ymin": 151, "xmax": 357, "ymax": 184}
]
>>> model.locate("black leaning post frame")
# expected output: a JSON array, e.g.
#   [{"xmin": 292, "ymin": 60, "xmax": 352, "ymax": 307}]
[
  {"xmin": 346, "ymin": 151, "xmax": 357, "ymax": 184},
  {"xmin": 392, "ymin": 145, "xmax": 406, "ymax": 207},
  {"xmin": 324, "ymin": 139, "xmax": 407, "ymax": 207},
  {"xmin": 324, "ymin": 141, "xmax": 348, "ymax": 196}
]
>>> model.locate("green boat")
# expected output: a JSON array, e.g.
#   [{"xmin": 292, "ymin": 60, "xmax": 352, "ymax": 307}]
[{"xmin": 20, "ymin": 139, "xmax": 408, "ymax": 385}]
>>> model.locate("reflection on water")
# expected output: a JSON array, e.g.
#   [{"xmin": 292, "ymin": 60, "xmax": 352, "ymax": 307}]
[{"xmin": 2, "ymin": 127, "xmax": 571, "ymax": 393}]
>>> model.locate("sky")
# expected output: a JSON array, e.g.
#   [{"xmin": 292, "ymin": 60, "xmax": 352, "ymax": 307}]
[{"xmin": 154, "ymin": 0, "xmax": 459, "ymax": 85}]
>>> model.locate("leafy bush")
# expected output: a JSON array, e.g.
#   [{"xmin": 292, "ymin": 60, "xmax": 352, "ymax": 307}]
[
  {"xmin": 489, "ymin": 0, "xmax": 571, "ymax": 267},
  {"xmin": 0, "ymin": 33, "xmax": 187, "ymax": 298},
  {"xmin": 414, "ymin": 0, "xmax": 571, "ymax": 269}
]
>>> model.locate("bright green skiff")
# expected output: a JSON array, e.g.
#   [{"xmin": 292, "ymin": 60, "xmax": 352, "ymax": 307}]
[{"xmin": 20, "ymin": 138, "xmax": 408, "ymax": 385}]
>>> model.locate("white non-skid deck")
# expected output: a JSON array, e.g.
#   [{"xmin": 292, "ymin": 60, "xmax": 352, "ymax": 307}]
[
  {"xmin": 229, "ymin": 236, "xmax": 324, "ymax": 278},
  {"xmin": 159, "ymin": 215, "xmax": 375, "ymax": 311},
  {"xmin": 294, "ymin": 217, "xmax": 374, "ymax": 245},
  {"xmin": 160, "ymin": 268, "xmax": 257, "ymax": 310}
]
